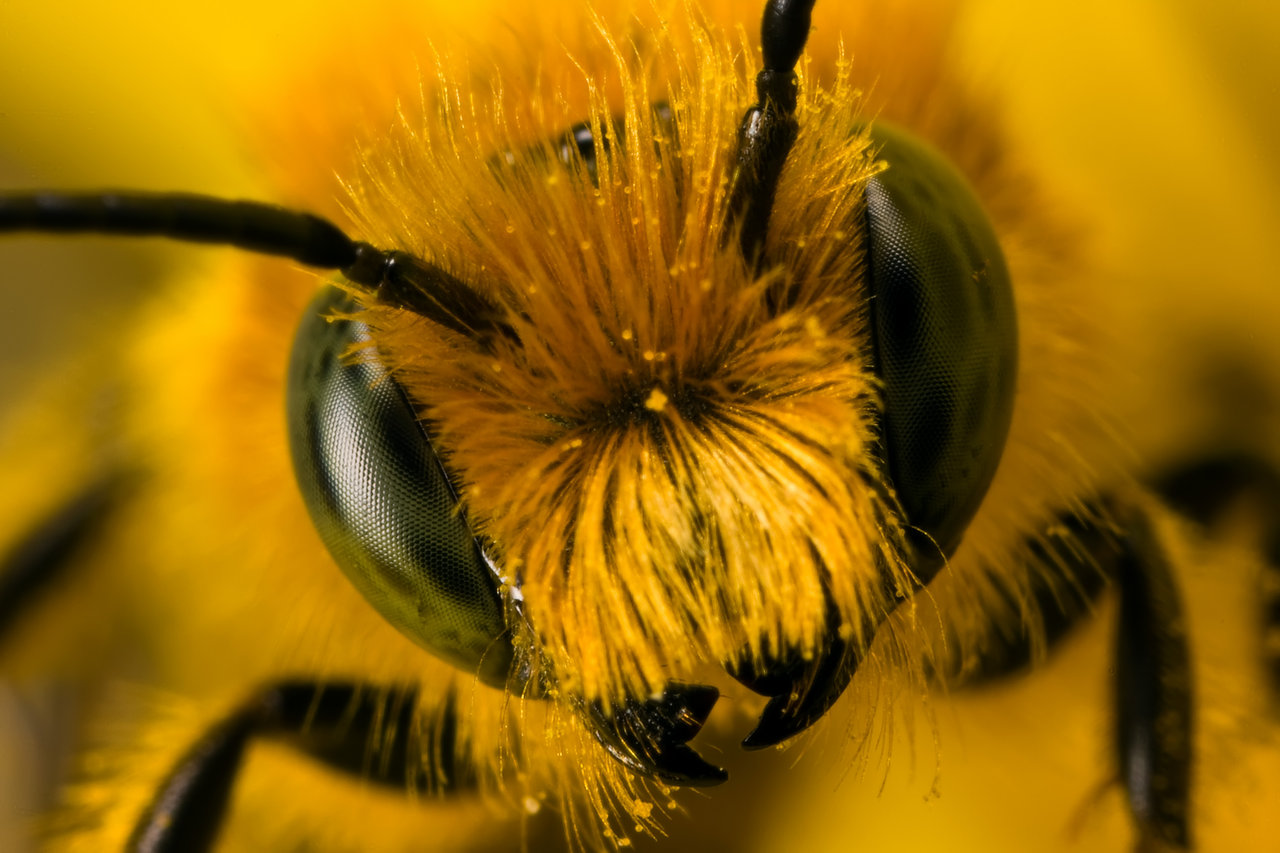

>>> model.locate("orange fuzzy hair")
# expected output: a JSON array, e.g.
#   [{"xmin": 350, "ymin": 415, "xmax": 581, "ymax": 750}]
[{"xmin": 347, "ymin": 15, "xmax": 915, "ymax": 707}]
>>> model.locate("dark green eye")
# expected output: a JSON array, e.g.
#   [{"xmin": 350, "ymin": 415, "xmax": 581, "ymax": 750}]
[
  {"xmin": 728, "ymin": 122, "xmax": 1019, "ymax": 747},
  {"xmin": 864, "ymin": 122, "xmax": 1018, "ymax": 579},
  {"xmin": 285, "ymin": 286, "xmax": 515, "ymax": 687}
]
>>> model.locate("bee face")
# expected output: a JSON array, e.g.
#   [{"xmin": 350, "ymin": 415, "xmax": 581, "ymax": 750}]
[
  {"xmin": 280, "ymin": 19, "xmax": 1022, "ymax": 746},
  {"xmin": 3, "ymin": 1, "xmax": 1280, "ymax": 851},
  {"xmin": 346, "ymin": 54, "xmax": 901, "ymax": 709}
]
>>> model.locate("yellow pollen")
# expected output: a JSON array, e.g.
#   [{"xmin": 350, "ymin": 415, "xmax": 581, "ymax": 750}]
[{"xmin": 644, "ymin": 387, "xmax": 669, "ymax": 412}]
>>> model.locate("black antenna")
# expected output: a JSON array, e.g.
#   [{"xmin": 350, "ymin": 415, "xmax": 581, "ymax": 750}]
[
  {"xmin": 0, "ymin": 191, "xmax": 509, "ymax": 341},
  {"xmin": 726, "ymin": 0, "xmax": 816, "ymax": 266}
]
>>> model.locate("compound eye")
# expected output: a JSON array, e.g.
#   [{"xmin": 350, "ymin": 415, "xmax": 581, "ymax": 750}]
[
  {"xmin": 863, "ymin": 123, "xmax": 1018, "ymax": 579},
  {"xmin": 286, "ymin": 286, "xmax": 513, "ymax": 687}
]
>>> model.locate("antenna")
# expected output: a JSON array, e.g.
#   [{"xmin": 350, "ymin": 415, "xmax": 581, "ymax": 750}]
[
  {"xmin": 726, "ymin": 0, "xmax": 816, "ymax": 266},
  {"xmin": 0, "ymin": 191, "xmax": 510, "ymax": 340}
]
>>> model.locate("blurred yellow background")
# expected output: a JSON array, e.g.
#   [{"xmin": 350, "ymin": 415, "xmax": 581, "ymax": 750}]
[{"xmin": 0, "ymin": 1, "xmax": 1277, "ymax": 851}]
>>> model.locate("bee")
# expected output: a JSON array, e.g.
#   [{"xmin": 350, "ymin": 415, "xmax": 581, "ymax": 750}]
[{"xmin": 2, "ymin": 1, "xmax": 1279, "ymax": 851}]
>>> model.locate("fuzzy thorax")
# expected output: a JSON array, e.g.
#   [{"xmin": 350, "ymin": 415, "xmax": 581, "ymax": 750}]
[{"xmin": 349, "ymin": 22, "xmax": 913, "ymax": 707}]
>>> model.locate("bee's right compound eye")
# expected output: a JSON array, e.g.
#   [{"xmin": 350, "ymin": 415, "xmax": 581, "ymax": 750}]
[
  {"xmin": 286, "ymin": 286, "xmax": 516, "ymax": 688},
  {"xmin": 731, "ymin": 125, "xmax": 1019, "ymax": 748},
  {"xmin": 864, "ymin": 123, "xmax": 1018, "ymax": 579}
]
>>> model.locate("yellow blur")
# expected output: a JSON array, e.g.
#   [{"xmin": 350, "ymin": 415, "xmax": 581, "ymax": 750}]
[{"xmin": 0, "ymin": 1, "xmax": 1277, "ymax": 851}]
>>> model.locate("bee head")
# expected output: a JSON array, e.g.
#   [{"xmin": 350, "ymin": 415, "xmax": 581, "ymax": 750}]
[
  {"xmin": 336, "ymin": 4, "xmax": 1014, "ymax": 722},
  {"xmin": 356, "ymin": 86, "xmax": 903, "ymax": 705}
]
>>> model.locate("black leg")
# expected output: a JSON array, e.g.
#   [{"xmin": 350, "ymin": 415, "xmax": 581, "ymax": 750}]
[
  {"xmin": 0, "ymin": 476, "xmax": 119, "ymax": 640},
  {"xmin": 1111, "ymin": 504, "xmax": 1193, "ymax": 851},
  {"xmin": 127, "ymin": 704, "xmax": 260, "ymax": 853},
  {"xmin": 934, "ymin": 509, "xmax": 1112, "ymax": 687},
  {"xmin": 126, "ymin": 681, "xmax": 458, "ymax": 853},
  {"xmin": 1155, "ymin": 451, "xmax": 1280, "ymax": 695},
  {"xmin": 934, "ymin": 500, "xmax": 1193, "ymax": 848}
]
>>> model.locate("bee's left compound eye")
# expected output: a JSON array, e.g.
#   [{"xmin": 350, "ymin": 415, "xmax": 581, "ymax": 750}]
[
  {"xmin": 864, "ymin": 123, "xmax": 1018, "ymax": 579},
  {"xmin": 286, "ymin": 286, "xmax": 515, "ymax": 687}
]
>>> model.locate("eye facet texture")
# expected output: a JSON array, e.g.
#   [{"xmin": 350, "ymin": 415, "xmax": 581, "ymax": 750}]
[
  {"xmin": 864, "ymin": 122, "xmax": 1018, "ymax": 573},
  {"xmin": 287, "ymin": 286, "xmax": 513, "ymax": 686}
]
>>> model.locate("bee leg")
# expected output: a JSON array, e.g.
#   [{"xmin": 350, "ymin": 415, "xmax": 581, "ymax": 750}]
[
  {"xmin": 0, "ymin": 476, "xmax": 119, "ymax": 640},
  {"xmin": 936, "ymin": 510, "xmax": 1112, "ymax": 687},
  {"xmin": 128, "ymin": 681, "xmax": 445, "ymax": 853},
  {"xmin": 1111, "ymin": 503, "xmax": 1193, "ymax": 851},
  {"xmin": 1155, "ymin": 450, "xmax": 1280, "ymax": 694},
  {"xmin": 1153, "ymin": 450, "xmax": 1280, "ymax": 557},
  {"xmin": 580, "ymin": 682, "xmax": 727, "ymax": 787}
]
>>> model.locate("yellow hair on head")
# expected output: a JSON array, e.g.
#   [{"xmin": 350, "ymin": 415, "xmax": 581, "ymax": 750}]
[{"xmin": 349, "ymin": 12, "xmax": 912, "ymax": 710}]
